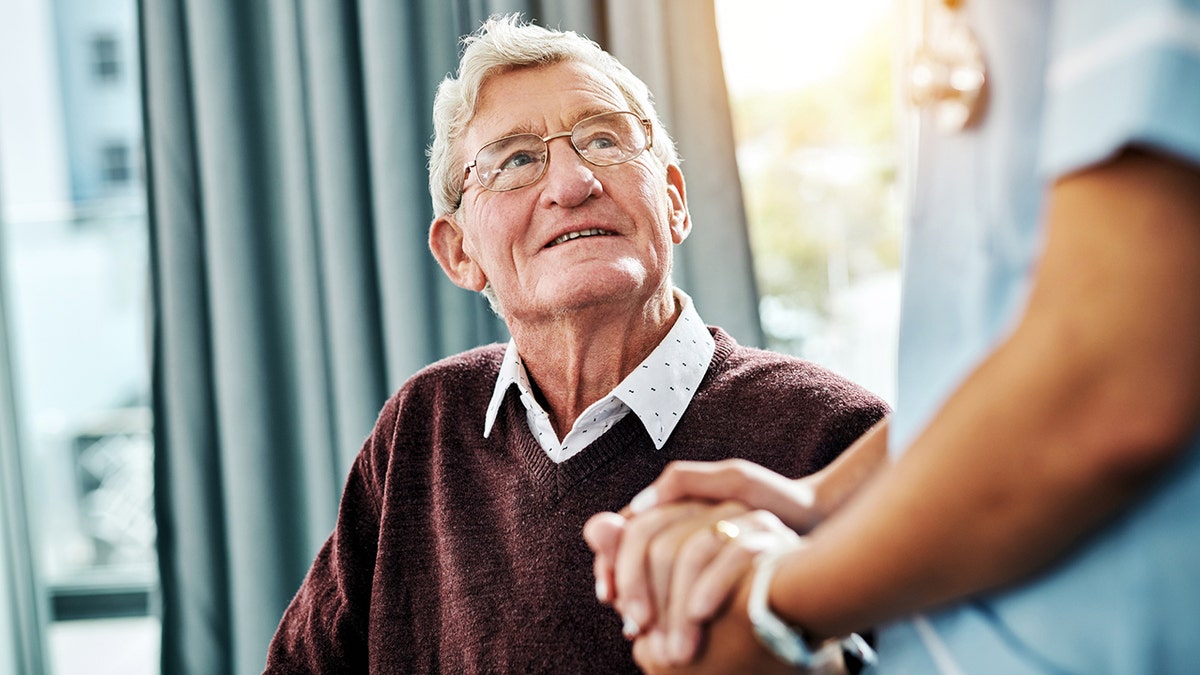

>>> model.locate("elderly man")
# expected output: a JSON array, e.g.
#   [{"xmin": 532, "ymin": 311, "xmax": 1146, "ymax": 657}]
[{"xmin": 264, "ymin": 15, "xmax": 887, "ymax": 673}]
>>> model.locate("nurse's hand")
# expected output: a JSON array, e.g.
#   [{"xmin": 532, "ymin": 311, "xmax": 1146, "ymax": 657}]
[{"xmin": 626, "ymin": 459, "xmax": 826, "ymax": 532}]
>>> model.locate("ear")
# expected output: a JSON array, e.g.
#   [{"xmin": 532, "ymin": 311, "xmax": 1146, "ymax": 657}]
[
  {"xmin": 429, "ymin": 214, "xmax": 488, "ymax": 291},
  {"xmin": 666, "ymin": 164, "xmax": 691, "ymax": 244}
]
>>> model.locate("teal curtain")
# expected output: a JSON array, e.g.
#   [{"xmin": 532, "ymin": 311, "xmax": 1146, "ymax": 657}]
[{"xmin": 139, "ymin": 0, "xmax": 760, "ymax": 673}]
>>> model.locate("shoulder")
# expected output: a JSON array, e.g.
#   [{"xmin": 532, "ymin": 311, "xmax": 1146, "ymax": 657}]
[
  {"xmin": 355, "ymin": 343, "xmax": 504, "ymax": 476},
  {"xmin": 404, "ymin": 343, "xmax": 506, "ymax": 389},
  {"xmin": 376, "ymin": 343, "xmax": 505, "ymax": 425}
]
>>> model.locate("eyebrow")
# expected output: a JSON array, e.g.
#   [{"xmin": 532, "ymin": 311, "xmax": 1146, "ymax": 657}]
[
  {"xmin": 494, "ymin": 121, "xmax": 541, "ymax": 138},
  {"xmin": 490, "ymin": 106, "xmax": 629, "ymax": 140}
]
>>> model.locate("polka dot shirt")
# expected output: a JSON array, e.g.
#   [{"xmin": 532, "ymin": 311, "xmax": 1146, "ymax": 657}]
[{"xmin": 483, "ymin": 289, "xmax": 716, "ymax": 463}]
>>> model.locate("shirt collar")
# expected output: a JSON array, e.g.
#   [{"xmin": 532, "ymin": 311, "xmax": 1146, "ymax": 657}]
[
  {"xmin": 483, "ymin": 289, "xmax": 715, "ymax": 448},
  {"xmin": 484, "ymin": 339, "xmax": 535, "ymax": 439}
]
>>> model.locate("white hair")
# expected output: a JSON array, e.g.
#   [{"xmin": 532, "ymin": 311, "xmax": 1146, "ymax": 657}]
[{"xmin": 427, "ymin": 14, "xmax": 678, "ymax": 218}]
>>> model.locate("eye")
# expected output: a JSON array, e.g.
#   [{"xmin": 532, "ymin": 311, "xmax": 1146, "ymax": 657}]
[
  {"xmin": 580, "ymin": 132, "xmax": 619, "ymax": 151},
  {"xmin": 498, "ymin": 150, "xmax": 541, "ymax": 171}
]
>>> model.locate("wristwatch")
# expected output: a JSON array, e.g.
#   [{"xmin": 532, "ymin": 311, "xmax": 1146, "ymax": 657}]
[{"xmin": 748, "ymin": 547, "xmax": 878, "ymax": 673}]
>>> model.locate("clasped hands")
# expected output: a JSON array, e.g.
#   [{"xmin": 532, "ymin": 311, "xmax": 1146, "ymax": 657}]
[{"xmin": 583, "ymin": 460, "xmax": 825, "ymax": 674}]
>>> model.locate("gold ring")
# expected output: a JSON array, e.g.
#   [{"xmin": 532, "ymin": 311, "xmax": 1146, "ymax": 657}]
[{"xmin": 713, "ymin": 519, "xmax": 740, "ymax": 542}]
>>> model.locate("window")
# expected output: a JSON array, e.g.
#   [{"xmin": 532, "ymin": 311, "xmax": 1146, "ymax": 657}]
[
  {"xmin": 716, "ymin": 0, "xmax": 901, "ymax": 404},
  {"xmin": 0, "ymin": 1, "xmax": 157, "ymax": 673},
  {"xmin": 91, "ymin": 35, "xmax": 121, "ymax": 83},
  {"xmin": 100, "ymin": 141, "xmax": 132, "ymax": 186}
]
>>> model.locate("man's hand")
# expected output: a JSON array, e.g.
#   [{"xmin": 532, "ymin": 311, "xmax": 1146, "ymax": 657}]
[
  {"xmin": 583, "ymin": 422, "xmax": 889, "ymax": 665},
  {"xmin": 585, "ymin": 458, "xmax": 828, "ymax": 634},
  {"xmin": 630, "ymin": 572, "xmax": 833, "ymax": 675},
  {"xmin": 585, "ymin": 497, "xmax": 802, "ymax": 665}
]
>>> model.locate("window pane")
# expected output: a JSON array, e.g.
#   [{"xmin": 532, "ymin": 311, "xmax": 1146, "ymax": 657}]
[
  {"xmin": 100, "ymin": 142, "xmax": 132, "ymax": 186},
  {"xmin": 91, "ymin": 35, "xmax": 122, "ymax": 83},
  {"xmin": 0, "ymin": 0, "xmax": 158, "ymax": 673},
  {"xmin": 716, "ymin": 0, "xmax": 900, "ymax": 404}
]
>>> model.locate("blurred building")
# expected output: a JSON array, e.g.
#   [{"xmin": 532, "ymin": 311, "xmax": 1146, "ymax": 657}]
[
  {"xmin": 52, "ymin": 0, "xmax": 143, "ymax": 211},
  {"xmin": 0, "ymin": 0, "xmax": 155, "ymax": 632}
]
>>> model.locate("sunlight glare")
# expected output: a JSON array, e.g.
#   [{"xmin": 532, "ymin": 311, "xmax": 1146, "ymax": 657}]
[{"xmin": 715, "ymin": 0, "xmax": 894, "ymax": 96}]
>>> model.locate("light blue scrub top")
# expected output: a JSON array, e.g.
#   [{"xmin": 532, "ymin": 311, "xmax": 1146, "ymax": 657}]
[{"xmin": 880, "ymin": 1, "xmax": 1200, "ymax": 673}]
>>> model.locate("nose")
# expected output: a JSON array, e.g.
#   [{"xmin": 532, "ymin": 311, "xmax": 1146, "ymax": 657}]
[{"xmin": 538, "ymin": 135, "xmax": 602, "ymax": 208}]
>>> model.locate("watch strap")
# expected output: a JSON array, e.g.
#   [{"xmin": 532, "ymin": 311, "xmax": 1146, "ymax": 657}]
[{"xmin": 747, "ymin": 546, "xmax": 878, "ymax": 671}]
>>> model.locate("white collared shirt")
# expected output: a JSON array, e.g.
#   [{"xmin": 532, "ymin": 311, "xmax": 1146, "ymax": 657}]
[{"xmin": 483, "ymin": 289, "xmax": 716, "ymax": 463}]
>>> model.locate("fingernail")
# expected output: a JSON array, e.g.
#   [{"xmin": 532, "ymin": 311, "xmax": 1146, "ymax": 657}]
[
  {"xmin": 629, "ymin": 486, "xmax": 658, "ymax": 514},
  {"xmin": 622, "ymin": 616, "xmax": 641, "ymax": 639},
  {"xmin": 595, "ymin": 577, "xmax": 609, "ymax": 603}
]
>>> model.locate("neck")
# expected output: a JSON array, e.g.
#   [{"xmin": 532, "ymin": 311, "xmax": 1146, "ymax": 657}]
[{"xmin": 508, "ymin": 288, "xmax": 680, "ymax": 438}]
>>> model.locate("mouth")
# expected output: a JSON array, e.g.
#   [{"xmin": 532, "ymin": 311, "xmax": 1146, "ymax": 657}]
[{"xmin": 545, "ymin": 228, "xmax": 617, "ymax": 248}]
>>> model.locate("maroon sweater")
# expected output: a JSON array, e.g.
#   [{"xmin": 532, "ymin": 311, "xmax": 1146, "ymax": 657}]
[{"xmin": 265, "ymin": 328, "xmax": 888, "ymax": 674}]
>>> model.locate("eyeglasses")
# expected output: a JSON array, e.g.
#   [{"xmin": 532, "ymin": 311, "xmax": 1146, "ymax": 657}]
[{"xmin": 461, "ymin": 110, "xmax": 653, "ymax": 197}]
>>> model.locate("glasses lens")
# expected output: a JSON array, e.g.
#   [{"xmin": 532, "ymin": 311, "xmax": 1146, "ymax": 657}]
[
  {"xmin": 469, "ymin": 112, "xmax": 649, "ymax": 194},
  {"xmin": 474, "ymin": 134, "xmax": 548, "ymax": 191},
  {"xmin": 572, "ymin": 112, "xmax": 647, "ymax": 166}
]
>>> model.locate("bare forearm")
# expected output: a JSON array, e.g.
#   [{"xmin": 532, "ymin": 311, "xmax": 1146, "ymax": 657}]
[
  {"xmin": 771, "ymin": 149, "xmax": 1200, "ymax": 640},
  {"xmin": 807, "ymin": 417, "xmax": 890, "ymax": 525},
  {"xmin": 777, "ymin": 343, "xmax": 1173, "ymax": 639}
]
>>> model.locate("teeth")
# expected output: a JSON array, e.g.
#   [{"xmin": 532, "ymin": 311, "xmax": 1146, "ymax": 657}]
[{"xmin": 549, "ymin": 228, "xmax": 612, "ymax": 247}]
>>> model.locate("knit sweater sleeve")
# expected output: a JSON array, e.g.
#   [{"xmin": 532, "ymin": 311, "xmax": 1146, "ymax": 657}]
[{"xmin": 263, "ymin": 393, "xmax": 395, "ymax": 673}]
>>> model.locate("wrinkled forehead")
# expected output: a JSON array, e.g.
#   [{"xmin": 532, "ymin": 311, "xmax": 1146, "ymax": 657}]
[{"xmin": 461, "ymin": 61, "xmax": 630, "ymax": 159}]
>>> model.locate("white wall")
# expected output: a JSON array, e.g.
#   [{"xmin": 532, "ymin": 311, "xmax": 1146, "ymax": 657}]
[{"xmin": 0, "ymin": 0, "xmax": 72, "ymax": 224}]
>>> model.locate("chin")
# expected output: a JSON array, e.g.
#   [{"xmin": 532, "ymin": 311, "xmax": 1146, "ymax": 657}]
[
  {"xmin": 506, "ymin": 260, "xmax": 670, "ymax": 320},
  {"xmin": 513, "ymin": 283, "xmax": 650, "ymax": 323},
  {"xmin": 565, "ymin": 280, "xmax": 667, "ymax": 316}
]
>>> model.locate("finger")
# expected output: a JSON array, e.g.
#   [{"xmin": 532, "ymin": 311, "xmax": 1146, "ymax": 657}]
[
  {"xmin": 627, "ymin": 459, "xmax": 779, "ymax": 512},
  {"xmin": 662, "ymin": 519, "xmax": 734, "ymax": 665},
  {"xmin": 582, "ymin": 511, "xmax": 626, "ymax": 604},
  {"xmin": 688, "ymin": 513, "xmax": 804, "ymax": 622},
  {"xmin": 631, "ymin": 630, "xmax": 674, "ymax": 675},
  {"xmin": 630, "ymin": 460, "xmax": 818, "ymax": 531},
  {"xmin": 646, "ymin": 503, "xmax": 743, "ymax": 640},
  {"xmin": 614, "ymin": 501, "xmax": 708, "ymax": 635},
  {"xmin": 630, "ymin": 633, "xmax": 656, "ymax": 673},
  {"xmin": 684, "ymin": 535, "xmax": 758, "ymax": 622},
  {"xmin": 666, "ymin": 517, "xmax": 727, "ymax": 617}
]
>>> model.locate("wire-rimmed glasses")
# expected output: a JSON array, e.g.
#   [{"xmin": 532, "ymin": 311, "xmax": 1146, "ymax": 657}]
[{"xmin": 461, "ymin": 110, "xmax": 653, "ymax": 197}]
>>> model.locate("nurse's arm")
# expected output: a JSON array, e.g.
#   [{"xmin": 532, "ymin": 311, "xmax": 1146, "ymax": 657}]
[{"xmin": 735, "ymin": 146, "xmax": 1200, "ymax": 647}]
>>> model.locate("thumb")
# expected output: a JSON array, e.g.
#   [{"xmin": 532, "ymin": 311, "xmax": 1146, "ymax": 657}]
[
  {"xmin": 583, "ymin": 511, "xmax": 626, "ymax": 556},
  {"xmin": 583, "ymin": 511, "xmax": 627, "ymax": 605}
]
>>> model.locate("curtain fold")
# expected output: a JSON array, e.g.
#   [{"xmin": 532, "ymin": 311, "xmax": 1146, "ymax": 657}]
[
  {"xmin": 140, "ymin": 1, "xmax": 760, "ymax": 672},
  {"xmin": 607, "ymin": 0, "xmax": 765, "ymax": 345}
]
